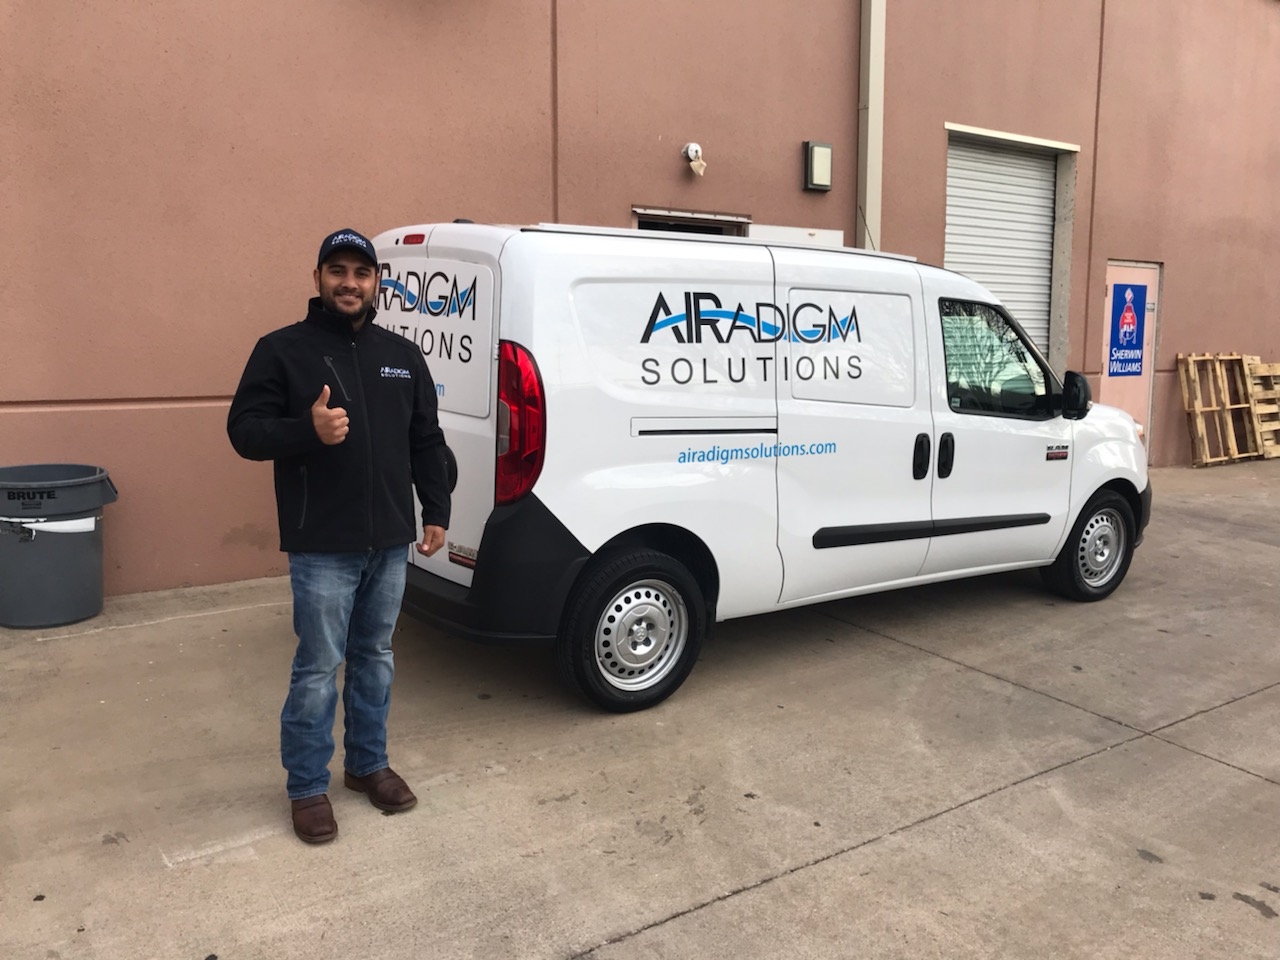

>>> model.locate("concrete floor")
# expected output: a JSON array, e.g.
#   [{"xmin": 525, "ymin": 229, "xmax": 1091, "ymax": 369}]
[{"xmin": 2, "ymin": 464, "xmax": 1278, "ymax": 959}]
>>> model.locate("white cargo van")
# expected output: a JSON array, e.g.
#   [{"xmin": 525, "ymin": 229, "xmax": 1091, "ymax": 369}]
[{"xmin": 372, "ymin": 222, "xmax": 1151, "ymax": 712}]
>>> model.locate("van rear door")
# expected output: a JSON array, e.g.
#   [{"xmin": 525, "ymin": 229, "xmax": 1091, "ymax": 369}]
[{"xmin": 373, "ymin": 224, "xmax": 505, "ymax": 587}]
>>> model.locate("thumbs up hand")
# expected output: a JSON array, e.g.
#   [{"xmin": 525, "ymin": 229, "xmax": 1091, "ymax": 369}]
[{"xmin": 312, "ymin": 385, "xmax": 349, "ymax": 445}]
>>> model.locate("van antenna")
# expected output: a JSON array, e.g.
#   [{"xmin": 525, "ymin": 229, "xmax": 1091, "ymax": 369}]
[{"xmin": 856, "ymin": 205, "xmax": 878, "ymax": 252}]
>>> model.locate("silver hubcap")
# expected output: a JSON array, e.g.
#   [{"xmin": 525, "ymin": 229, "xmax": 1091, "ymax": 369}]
[
  {"xmin": 594, "ymin": 579, "xmax": 688, "ymax": 691},
  {"xmin": 1077, "ymin": 507, "xmax": 1126, "ymax": 587}
]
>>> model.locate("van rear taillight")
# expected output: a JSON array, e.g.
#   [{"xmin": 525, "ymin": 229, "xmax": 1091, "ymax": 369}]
[{"xmin": 496, "ymin": 341, "xmax": 545, "ymax": 505}]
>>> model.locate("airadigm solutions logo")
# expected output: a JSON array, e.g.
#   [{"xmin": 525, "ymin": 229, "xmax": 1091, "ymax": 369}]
[
  {"xmin": 378, "ymin": 267, "xmax": 477, "ymax": 364},
  {"xmin": 639, "ymin": 290, "xmax": 864, "ymax": 386}
]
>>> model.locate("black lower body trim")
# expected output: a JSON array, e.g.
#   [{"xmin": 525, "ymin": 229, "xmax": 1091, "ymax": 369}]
[
  {"xmin": 813, "ymin": 521, "xmax": 933, "ymax": 548},
  {"xmin": 814, "ymin": 513, "xmax": 1051, "ymax": 549},
  {"xmin": 400, "ymin": 493, "xmax": 591, "ymax": 644},
  {"xmin": 638, "ymin": 428, "xmax": 777, "ymax": 437}
]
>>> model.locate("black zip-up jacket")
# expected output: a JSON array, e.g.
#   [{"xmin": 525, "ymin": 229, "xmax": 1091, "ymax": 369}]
[{"xmin": 227, "ymin": 298, "xmax": 451, "ymax": 553}]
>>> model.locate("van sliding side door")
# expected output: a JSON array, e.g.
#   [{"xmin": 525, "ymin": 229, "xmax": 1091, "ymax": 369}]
[{"xmin": 772, "ymin": 248, "xmax": 934, "ymax": 603}]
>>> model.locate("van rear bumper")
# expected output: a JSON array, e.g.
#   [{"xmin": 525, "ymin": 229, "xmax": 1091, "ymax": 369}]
[{"xmin": 401, "ymin": 493, "xmax": 591, "ymax": 644}]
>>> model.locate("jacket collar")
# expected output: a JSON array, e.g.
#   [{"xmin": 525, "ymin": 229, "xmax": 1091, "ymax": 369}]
[{"xmin": 304, "ymin": 297, "xmax": 377, "ymax": 337}]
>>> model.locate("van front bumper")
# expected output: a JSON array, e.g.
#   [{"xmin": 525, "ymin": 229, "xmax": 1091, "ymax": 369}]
[
  {"xmin": 401, "ymin": 494, "xmax": 591, "ymax": 644},
  {"xmin": 1135, "ymin": 480, "xmax": 1152, "ymax": 547}
]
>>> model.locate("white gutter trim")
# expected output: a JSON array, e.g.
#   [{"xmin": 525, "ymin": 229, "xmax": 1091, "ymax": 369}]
[
  {"xmin": 944, "ymin": 122, "xmax": 1081, "ymax": 154},
  {"xmin": 856, "ymin": 0, "xmax": 886, "ymax": 251}
]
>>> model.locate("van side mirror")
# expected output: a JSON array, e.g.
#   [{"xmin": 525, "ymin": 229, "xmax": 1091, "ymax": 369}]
[{"xmin": 1061, "ymin": 371, "xmax": 1092, "ymax": 420}]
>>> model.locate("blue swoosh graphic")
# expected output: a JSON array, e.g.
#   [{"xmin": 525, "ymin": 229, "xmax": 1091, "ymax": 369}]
[
  {"xmin": 651, "ymin": 309, "xmax": 854, "ymax": 342},
  {"xmin": 426, "ymin": 284, "xmax": 475, "ymax": 316},
  {"xmin": 379, "ymin": 279, "xmax": 475, "ymax": 315},
  {"xmin": 788, "ymin": 315, "xmax": 856, "ymax": 343},
  {"xmin": 653, "ymin": 309, "xmax": 781, "ymax": 338},
  {"xmin": 380, "ymin": 278, "xmax": 419, "ymax": 309}
]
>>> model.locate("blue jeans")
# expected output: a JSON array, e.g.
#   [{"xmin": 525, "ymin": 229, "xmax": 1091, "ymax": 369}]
[{"xmin": 281, "ymin": 546, "xmax": 408, "ymax": 800}]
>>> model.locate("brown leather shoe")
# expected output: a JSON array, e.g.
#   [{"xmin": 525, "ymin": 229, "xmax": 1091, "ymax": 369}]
[
  {"xmin": 290, "ymin": 794, "xmax": 337, "ymax": 844},
  {"xmin": 343, "ymin": 767, "xmax": 417, "ymax": 812}
]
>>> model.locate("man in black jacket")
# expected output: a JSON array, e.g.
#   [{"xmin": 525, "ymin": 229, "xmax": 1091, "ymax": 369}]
[{"xmin": 228, "ymin": 228, "xmax": 451, "ymax": 844}]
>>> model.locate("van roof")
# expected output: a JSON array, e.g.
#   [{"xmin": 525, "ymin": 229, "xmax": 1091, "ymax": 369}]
[
  {"xmin": 522, "ymin": 223, "xmax": 917, "ymax": 263},
  {"xmin": 375, "ymin": 221, "xmax": 923, "ymax": 274},
  {"xmin": 376, "ymin": 221, "xmax": 916, "ymax": 265}
]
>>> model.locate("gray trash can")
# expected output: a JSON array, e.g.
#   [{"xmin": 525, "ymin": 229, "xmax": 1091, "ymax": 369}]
[{"xmin": 0, "ymin": 464, "xmax": 119, "ymax": 629}]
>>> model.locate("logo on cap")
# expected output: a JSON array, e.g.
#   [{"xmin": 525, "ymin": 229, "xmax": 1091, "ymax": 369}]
[
  {"xmin": 330, "ymin": 232, "xmax": 368, "ymax": 250},
  {"xmin": 318, "ymin": 228, "xmax": 378, "ymax": 267}
]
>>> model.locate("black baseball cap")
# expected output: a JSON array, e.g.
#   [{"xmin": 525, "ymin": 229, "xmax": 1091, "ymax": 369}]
[{"xmin": 317, "ymin": 228, "xmax": 378, "ymax": 268}]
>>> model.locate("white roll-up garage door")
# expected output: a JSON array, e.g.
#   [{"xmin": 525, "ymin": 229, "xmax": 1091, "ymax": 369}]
[{"xmin": 944, "ymin": 139, "xmax": 1056, "ymax": 350}]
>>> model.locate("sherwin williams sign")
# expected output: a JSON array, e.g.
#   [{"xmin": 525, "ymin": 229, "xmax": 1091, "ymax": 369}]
[{"xmin": 1108, "ymin": 284, "xmax": 1146, "ymax": 377}]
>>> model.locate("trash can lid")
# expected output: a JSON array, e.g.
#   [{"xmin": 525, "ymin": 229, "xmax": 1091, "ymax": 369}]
[{"xmin": 0, "ymin": 464, "xmax": 112, "ymax": 489}]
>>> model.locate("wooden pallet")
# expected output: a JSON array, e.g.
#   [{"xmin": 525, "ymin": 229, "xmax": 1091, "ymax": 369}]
[
  {"xmin": 1218, "ymin": 354, "xmax": 1261, "ymax": 460},
  {"xmin": 1177, "ymin": 353, "xmax": 1262, "ymax": 466},
  {"xmin": 1248, "ymin": 360, "xmax": 1280, "ymax": 459}
]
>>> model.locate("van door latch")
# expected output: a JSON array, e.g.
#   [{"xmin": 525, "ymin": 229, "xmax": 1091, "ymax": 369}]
[
  {"xmin": 938, "ymin": 433, "xmax": 955, "ymax": 479},
  {"xmin": 912, "ymin": 433, "xmax": 931, "ymax": 481}
]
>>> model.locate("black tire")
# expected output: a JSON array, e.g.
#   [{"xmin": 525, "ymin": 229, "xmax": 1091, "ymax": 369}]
[
  {"xmin": 1040, "ymin": 489, "xmax": 1136, "ymax": 601},
  {"xmin": 556, "ymin": 549, "xmax": 706, "ymax": 712}
]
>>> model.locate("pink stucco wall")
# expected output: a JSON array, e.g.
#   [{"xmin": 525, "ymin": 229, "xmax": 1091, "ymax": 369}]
[
  {"xmin": 883, "ymin": 0, "xmax": 1280, "ymax": 466},
  {"xmin": 554, "ymin": 0, "xmax": 859, "ymax": 233},
  {"xmin": 2, "ymin": 1, "xmax": 554, "ymax": 593},
  {"xmin": 1, "ymin": 1, "xmax": 859, "ymax": 594},
  {"xmin": 1089, "ymin": 0, "xmax": 1280, "ymax": 465},
  {"xmin": 4, "ymin": 1, "xmax": 1278, "ymax": 594}
]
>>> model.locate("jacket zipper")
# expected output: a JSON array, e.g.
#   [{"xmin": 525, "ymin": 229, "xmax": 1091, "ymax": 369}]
[
  {"xmin": 298, "ymin": 465, "xmax": 309, "ymax": 529},
  {"xmin": 349, "ymin": 341, "xmax": 375, "ymax": 549},
  {"xmin": 323, "ymin": 356, "xmax": 353, "ymax": 402}
]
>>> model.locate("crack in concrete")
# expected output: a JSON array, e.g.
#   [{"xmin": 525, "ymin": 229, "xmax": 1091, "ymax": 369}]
[
  {"xmin": 566, "ymin": 615, "xmax": 1279, "ymax": 958},
  {"xmin": 832, "ymin": 614, "xmax": 1280, "ymax": 788},
  {"xmin": 1147, "ymin": 680, "xmax": 1280, "ymax": 736},
  {"xmin": 26, "ymin": 601, "xmax": 291, "ymax": 645},
  {"xmin": 1146, "ymin": 736, "xmax": 1280, "ymax": 788},
  {"xmin": 565, "ymin": 732, "xmax": 1145, "ymax": 958},
  {"xmin": 827, "ymin": 614, "xmax": 1146, "ymax": 734}
]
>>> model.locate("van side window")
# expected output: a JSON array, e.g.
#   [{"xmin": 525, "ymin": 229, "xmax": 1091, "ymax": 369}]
[{"xmin": 939, "ymin": 300, "xmax": 1050, "ymax": 418}]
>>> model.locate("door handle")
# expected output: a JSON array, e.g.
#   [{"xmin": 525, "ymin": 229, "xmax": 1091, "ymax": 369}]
[
  {"xmin": 912, "ymin": 433, "xmax": 931, "ymax": 480},
  {"xmin": 938, "ymin": 432, "xmax": 955, "ymax": 479}
]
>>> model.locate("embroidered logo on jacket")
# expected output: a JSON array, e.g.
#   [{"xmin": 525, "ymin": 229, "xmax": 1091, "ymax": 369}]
[{"xmin": 380, "ymin": 366, "xmax": 412, "ymax": 380}]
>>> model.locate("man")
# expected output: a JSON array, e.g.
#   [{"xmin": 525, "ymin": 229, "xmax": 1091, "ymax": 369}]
[{"xmin": 228, "ymin": 228, "xmax": 451, "ymax": 844}]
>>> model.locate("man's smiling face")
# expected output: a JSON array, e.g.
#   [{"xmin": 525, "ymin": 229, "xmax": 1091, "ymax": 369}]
[{"xmin": 315, "ymin": 251, "xmax": 378, "ymax": 324}]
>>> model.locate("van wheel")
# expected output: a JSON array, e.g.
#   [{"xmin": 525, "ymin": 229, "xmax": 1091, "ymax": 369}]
[
  {"xmin": 1040, "ymin": 490, "xmax": 1135, "ymax": 602},
  {"xmin": 557, "ymin": 550, "xmax": 706, "ymax": 713}
]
